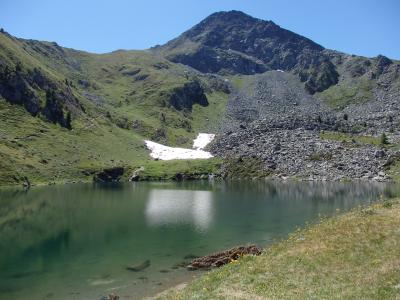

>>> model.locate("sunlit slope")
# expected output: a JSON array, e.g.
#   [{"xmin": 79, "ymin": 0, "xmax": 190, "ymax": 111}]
[{"xmin": 0, "ymin": 31, "xmax": 229, "ymax": 186}]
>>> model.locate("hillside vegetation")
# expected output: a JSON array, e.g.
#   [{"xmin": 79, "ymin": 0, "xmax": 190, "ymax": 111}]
[{"xmin": 0, "ymin": 31, "xmax": 229, "ymax": 186}]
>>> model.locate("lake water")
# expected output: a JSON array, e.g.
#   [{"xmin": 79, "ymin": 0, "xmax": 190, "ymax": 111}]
[{"xmin": 0, "ymin": 180, "xmax": 396, "ymax": 299}]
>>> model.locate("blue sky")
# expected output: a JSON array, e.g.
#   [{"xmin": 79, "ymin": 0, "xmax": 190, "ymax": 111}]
[{"xmin": 1, "ymin": 0, "xmax": 399, "ymax": 59}]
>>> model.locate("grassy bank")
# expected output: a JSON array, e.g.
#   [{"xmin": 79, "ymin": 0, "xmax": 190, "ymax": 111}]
[
  {"xmin": 128, "ymin": 158, "xmax": 222, "ymax": 181},
  {"xmin": 159, "ymin": 198, "xmax": 400, "ymax": 299}
]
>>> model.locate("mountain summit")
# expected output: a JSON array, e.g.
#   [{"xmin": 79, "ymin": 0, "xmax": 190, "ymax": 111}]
[{"xmin": 156, "ymin": 10, "xmax": 338, "ymax": 93}]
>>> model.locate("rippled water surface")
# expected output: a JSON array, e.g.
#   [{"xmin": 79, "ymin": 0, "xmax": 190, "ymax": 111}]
[{"xmin": 0, "ymin": 180, "xmax": 396, "ymax": 299}]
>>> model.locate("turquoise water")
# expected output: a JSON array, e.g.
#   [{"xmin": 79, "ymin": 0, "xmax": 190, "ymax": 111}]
[{"xmin": 0, "ymin": 180, "xmax": 395, "ymax": 299}]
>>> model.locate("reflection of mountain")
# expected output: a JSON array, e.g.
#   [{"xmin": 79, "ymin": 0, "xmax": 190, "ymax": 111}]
[
  {"xmin": 220, "ymin": 180, "xmax": 393, "ymax": 204},
  {"xmin": 146, "ymin": 189, "xmax": 214, "ymax": 231}
]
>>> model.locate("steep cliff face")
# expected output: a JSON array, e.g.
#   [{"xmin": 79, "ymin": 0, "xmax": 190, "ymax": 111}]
[{"xmin": 0, "ymin": 64, "xmax": 80, "ymax": 128}]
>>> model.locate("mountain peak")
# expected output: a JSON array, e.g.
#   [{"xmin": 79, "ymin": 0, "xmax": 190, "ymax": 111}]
[
  {"xmin": 182, "ymin": 10, "xmax": 277, "ymax": 41},
  {"xmin": 201, "ymin": 10, "xmax": 260, "ymax": 23},
  {"xmin": 156, "ymin": 10, "xmax": 337, "ymax": 93}
]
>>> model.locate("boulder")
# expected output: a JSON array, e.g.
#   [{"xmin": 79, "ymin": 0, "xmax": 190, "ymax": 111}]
[{"xmin": 187, "ymin": 244, "xmax": 261, "ymax": 270}]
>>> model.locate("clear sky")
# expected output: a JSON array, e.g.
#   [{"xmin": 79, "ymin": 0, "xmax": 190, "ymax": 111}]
[{"xmin": 1, "ymin": 0, "xmax": 399, "ymax": 59}]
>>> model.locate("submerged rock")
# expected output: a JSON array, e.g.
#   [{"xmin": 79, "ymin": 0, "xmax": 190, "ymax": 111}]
[
  {"xmin": 126, "ymin": 260, "xmax": 151, "ymax": 272},
  {"xmin": 100, "ymin": 293, "xmax": 119, "ymax": 300},
  {"xmin": 159, "ymin": 269, "xmax": 170, "ymax": 273}
]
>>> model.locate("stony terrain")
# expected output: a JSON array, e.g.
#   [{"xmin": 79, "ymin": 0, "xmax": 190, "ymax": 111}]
[
  {"xmin": 153, "ymin": 10, "xmax": 400, "ymax": 181},
  {"xmin": 0, "ymin": 10, "xmax": 400, "ymax": 185},
  {"xmin": 209, "ymin": 65, "xmax": 400, "ymax": 181},
  {"xmin": 211, "ymin": 124, "xmax": 394, "ymax": 181}
]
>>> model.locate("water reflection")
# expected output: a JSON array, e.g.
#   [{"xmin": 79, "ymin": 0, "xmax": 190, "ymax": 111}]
[
  {"xmin": 146, "ymin": 189, "xmax": 214, "ymax": 231},
  {"xmin": 0, "ymin": 180, "xmax": 398, "ymax": 300}
]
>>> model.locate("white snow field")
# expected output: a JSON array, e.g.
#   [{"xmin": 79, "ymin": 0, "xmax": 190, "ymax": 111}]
[
  {"xmin": 145, "ymin": 133, "xmax": 215, "ymax": 160},
  {"xmin": 193, "ymin": 133, "xmax": 216, "ymax": 149}
]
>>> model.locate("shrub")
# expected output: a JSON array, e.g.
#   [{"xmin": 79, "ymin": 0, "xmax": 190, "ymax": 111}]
[
  {"xmin": 380, "ymin": 133, "xmax": 389, "ymax": 145},
  {"xmin": 66, "ymin": 112, "xmax": 72, "ymax": 130}
]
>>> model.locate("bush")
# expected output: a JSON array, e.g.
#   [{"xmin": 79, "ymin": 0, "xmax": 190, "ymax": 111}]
[
  {"xmin": 66, "ymin": 112, "xmax": 72, "ymax": 130},
  {"xmin": 380, "ymin": 133, "xmax": 389, "ymax": 145}
]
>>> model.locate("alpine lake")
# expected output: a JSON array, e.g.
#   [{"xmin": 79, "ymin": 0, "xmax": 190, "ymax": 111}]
[{"xmin": 0, "ymin": 180, "xmax": 397, "ymax": 299}]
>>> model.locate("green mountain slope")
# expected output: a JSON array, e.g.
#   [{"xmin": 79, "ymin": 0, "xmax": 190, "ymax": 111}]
[{"xmin": 0, "ymin": 31, "xmax": 229, "ymax": 186}]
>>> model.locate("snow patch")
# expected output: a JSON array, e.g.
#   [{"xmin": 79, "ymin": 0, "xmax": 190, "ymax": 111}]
[
  {"xmin": 145, "ymin": 133, "xmax": 215, "ymax": 160},
  {"xmin": 193, "ymin": 133, "xmax": 215, "ymax": 150}
]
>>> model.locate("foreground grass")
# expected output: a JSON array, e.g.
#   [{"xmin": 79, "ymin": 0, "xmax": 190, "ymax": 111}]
[{"xmin": 159, "ymin": 199, "xmax": 400, "ymax": 299}]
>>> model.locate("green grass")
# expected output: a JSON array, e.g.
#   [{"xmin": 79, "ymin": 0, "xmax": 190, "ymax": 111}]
[
  {"xmin": 222, "ymin": 156, "xmax": 271, "ymax": 179},
  {"xmin": 320, "ymin": 131, "xmax": 381, "ymax": 146},
  {"xmin": 159, "ymin": 199, "xmax": 400, "ymax": 299},
  {"xmin": 0, "ymin": 98, "xmax": 223, "ymax": 187},
  {"xmin": 0, "ymin": 99, "xmax": 150, "ymax": 186},
  {"xmin": 128, "ymin": 158, "xmax": 222, "ymax": 181},
  {"xmin": 230, "ymin": 75, "xmax": 245, "ymax": 90},
  {"xmin": 318, "ymin": 77, "xmax": 375, "ymax": 110},
  {"xmin": 0, "ymin": 32, "xmax": 230, "ymax": 187}
]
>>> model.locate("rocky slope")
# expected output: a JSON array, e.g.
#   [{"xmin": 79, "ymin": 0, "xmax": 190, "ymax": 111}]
[
  {"xmin": 155, "ymin": 10, "xmax": 400, "ymax": 181},
  {"xmin": 211, "ymin": 124, "xmax": 394, "ymax": 181},
  {"xmin": 0, "ymin": 10, "xmax": 399, "ymax": 185},
  {"xmin": 210, "ymin": 62, "xmax": 400, "ymax": 181}
]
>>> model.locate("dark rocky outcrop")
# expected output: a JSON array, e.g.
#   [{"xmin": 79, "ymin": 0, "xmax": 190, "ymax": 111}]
[
  {"xmin": 168, "ymin": 80, "xmax": 208, "ymax": 111},
  {"xmin": 169, "ymin": 46, "xmax": 268, "ymax": 75},
  {"xmin": 0, "ymin": 65, "xmax": 41, "ymax": 116},
  {"xmin": 94, "ymin": 167, "xmax": 125, "ymax": 182},
  {"xmin": 0, "ymin": 64, "xmax": 79, "ymax": 128}
]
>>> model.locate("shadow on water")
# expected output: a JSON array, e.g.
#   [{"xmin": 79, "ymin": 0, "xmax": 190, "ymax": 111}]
[{"xmin": 0, "ymin": 180, "xmax": 398, "ymax": 299}]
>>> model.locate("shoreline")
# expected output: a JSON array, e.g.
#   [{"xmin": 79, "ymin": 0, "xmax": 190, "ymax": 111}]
[
  {"xmin": 155, "ymin": 197, "xmax": 400, "ymax": 299},
  {"xmin": 0, "ymin": 176, "xmax": 395, "ymax": 190},
  {"xmin": 0, "ymin": 170, "xmax": 396, "ymax": 190}
]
